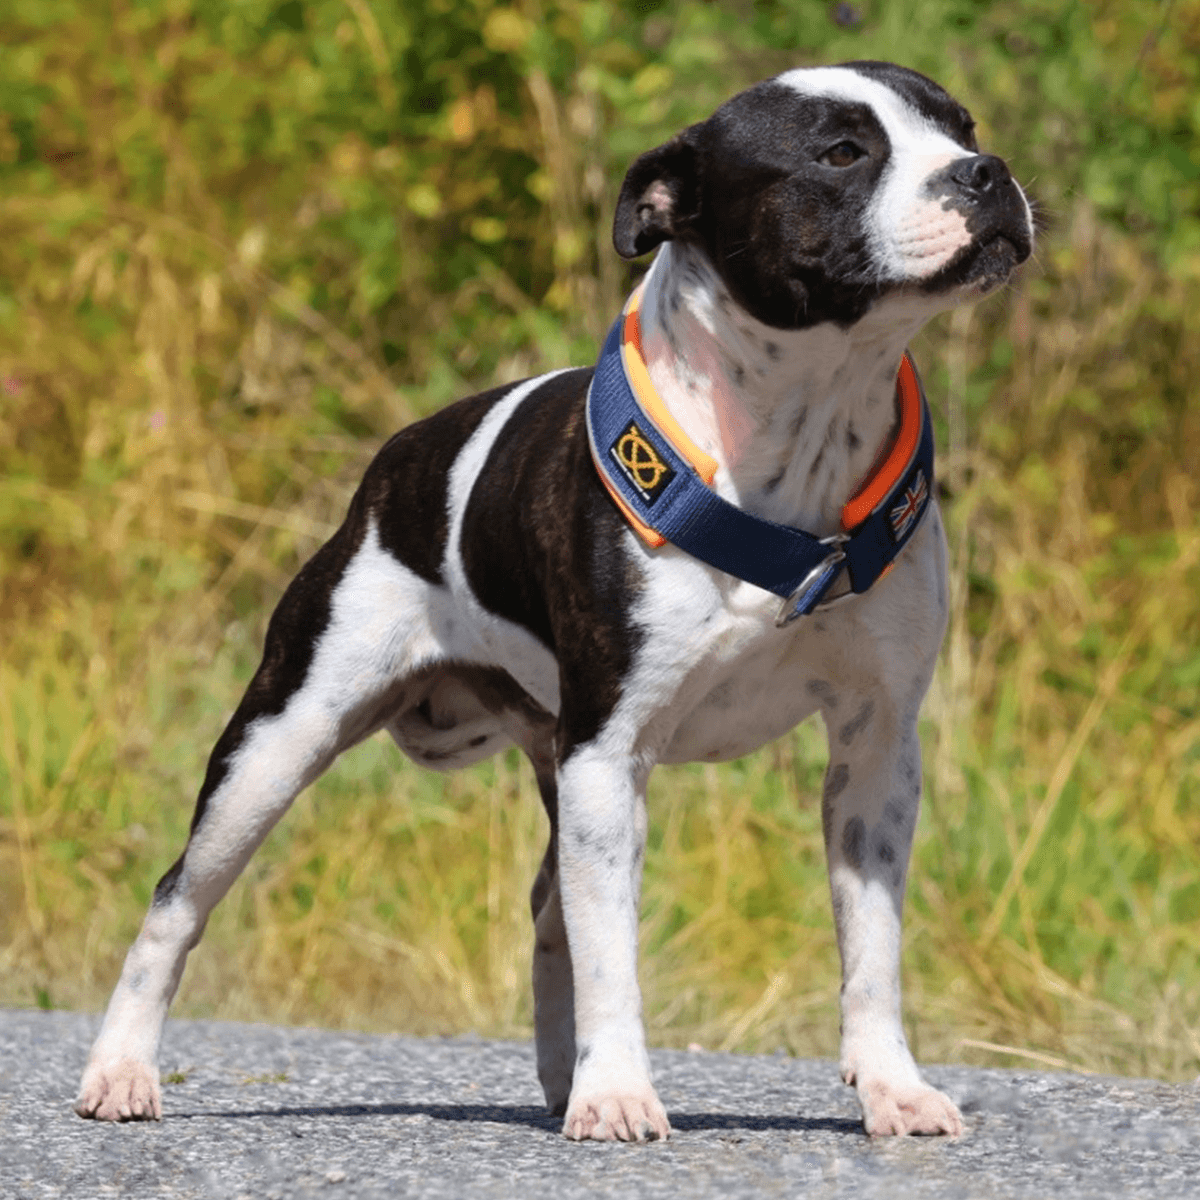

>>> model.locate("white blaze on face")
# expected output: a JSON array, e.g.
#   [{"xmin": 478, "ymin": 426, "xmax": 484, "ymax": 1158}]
[{"xmin": 776, "ymin": 67, "xmax": 979, "ymax": 281}]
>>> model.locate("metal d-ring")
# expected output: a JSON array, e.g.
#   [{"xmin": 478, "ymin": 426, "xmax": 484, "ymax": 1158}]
[{"xmin": 775, "ymin": 533, "xmax": 850, "ymax": 627}]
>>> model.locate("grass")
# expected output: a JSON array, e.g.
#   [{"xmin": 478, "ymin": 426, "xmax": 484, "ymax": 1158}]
[
  {"xmin": 2, "ymin": 206, "xmax": 1198, "ymax": 1083},
  {"xmin": 3, "ymin": 541, "xmax": 1198, "ymax": 1081},
  {"xmin": 2, "ymin": 0, "xmax": 1199, "ymax": 1087}
]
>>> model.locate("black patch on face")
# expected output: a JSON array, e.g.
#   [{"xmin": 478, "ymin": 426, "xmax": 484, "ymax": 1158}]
[
  {"xmin": 613, "ymin": 61, "xmax": 1028, "ymax": 328},
  {"xmin": 684, "ymin": 81, "xmax": 894, "ymax": 329},
  {"xmin": 459, "ymin": 371, "xmax": 646, "ymax": 753},
  {"xmin": 841, "ymin": 63, "xmax": 1031, "ymax": 291},
  {"xmin": 842, "ymin": 61, "xmax": 979, "ymax": 152}
]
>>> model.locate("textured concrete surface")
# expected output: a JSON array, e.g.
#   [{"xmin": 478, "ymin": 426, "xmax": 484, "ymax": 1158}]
[{"xmin": 2, "ymin": 1008, "xmax": 1196, "ymax": 1198}]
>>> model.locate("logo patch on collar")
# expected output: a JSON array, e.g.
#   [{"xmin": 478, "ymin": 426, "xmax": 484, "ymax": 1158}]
[
  {"xmin": 888, "ymin": 468, "xmax": 929, "ymax": 542},
  {"xmin": 609, "ymin": 420, "xmax": 675, "ymax": 504}
]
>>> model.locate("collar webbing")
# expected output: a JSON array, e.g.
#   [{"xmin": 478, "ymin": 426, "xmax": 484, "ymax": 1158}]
[{"xmin": 586, "ymin": 290, "xmax": 935, "ymax": 622}]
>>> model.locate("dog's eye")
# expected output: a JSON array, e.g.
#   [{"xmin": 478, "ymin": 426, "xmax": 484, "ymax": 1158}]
[{"xmin": 820, "ymin": 141, "xmax": 865, "ymax": 168}]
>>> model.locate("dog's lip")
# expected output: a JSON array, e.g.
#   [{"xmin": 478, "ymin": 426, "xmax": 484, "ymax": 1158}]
[
  {"xmin": 923, "ymin": 229, "xmax": 1030, "ymax": 294},
  {"xmin": 965, "ymin": 233, "xmax": 1027, "ymax": 287}
]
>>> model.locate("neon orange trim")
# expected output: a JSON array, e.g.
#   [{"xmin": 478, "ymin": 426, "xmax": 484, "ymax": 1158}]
[
  {"xmin": 591, "ymin": 444, "xmax": 667, "ymax": 547},
  {"xmin": 840, "ymin": 354, "xmax": 922, "ymax": 531},
  {"xmin": 621, "ymin": 291, "xmax": 719, "ymax": 486},
  {"xmin": 601, "ymin": 290, "xmax": 924, "ymax": 550}
]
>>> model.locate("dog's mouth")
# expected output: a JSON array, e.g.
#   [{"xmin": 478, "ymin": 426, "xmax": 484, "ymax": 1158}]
[
  {"xmin": 927, "ymin": 229, "xmax": 1031, "ymax": 296},
  {"xmin": 958, "ymin": 234, "xmax": 1026, "ymax": 291}
]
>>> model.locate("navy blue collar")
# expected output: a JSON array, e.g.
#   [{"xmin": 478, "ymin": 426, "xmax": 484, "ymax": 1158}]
[{"xmin": 586, "ymin": 290, "xmax": 935, "ymax": 624}]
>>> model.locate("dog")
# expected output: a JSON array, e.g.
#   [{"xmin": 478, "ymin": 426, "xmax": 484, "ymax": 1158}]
[{"xmin": 76, "ymin": 60, "xmax": 1033, "ymax": 1140}]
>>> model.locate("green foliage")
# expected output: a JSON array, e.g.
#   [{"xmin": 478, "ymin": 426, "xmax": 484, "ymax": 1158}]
[{"xmin": 2, "ymin": 0, "xmax": 1199, "ymax": 1079}]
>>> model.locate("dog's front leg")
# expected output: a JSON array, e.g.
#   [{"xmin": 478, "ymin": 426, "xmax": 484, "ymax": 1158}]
[
  {"xmin": 553, "ymin": 744, "xmax": 669, "ymax": 1142},
  {"xmin": 822, "ymin": 713, "xmax": 963, "ymax": 1137}
]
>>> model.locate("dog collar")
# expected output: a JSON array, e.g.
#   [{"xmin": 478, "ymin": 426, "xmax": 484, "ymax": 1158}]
[{"xmin": 586, "ymin": 288, "xmax": 935, "ymax": 624}]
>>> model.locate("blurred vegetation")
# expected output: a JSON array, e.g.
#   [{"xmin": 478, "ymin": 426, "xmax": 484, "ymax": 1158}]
[{"xmin": 2, "ymin": 0, "xmax": 1198, "ymax": 1083}]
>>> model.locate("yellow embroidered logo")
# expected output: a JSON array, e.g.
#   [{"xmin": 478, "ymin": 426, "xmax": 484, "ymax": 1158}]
[{"xmin": 609, "ymin": 421, "xmax": 675, "ymax": 503}]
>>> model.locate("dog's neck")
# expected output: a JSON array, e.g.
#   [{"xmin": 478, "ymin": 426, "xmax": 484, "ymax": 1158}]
[{"xmin": 637, "ymin": 243, "xmax": 941, "ymax": 536}]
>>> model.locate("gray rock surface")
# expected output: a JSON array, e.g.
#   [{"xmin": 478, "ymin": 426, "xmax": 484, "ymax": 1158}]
[{"xmin": 1, "ymin": 1008, "xmax": 1195, "ymax": 1198}]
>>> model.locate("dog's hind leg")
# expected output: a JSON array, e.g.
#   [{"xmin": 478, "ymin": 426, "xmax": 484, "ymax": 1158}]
[
  {"xmin": 529, "ymin": 748, "xmax": 576, "ymax": 1115},
  {"xmin": 76, "ymin": 517, "xmax": 438, "ymax": 1121}
]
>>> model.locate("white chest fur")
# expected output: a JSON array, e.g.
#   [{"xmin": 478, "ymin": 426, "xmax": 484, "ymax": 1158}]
[{"xmin": 608, "ymin": 502, "xmax": 948, "ymax": 767}]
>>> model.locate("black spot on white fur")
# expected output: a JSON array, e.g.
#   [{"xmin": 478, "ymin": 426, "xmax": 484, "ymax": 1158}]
[
  {"xmin": 838, "ymin": 700, "xmax": 875, "ymax": 746},
  {"xmin": 807, "ymin": 679, "xmax": 839, "ymax": 709},
  {"xmin": 842, "ymin": 817, "xmax": 866, "ymax": 869},
  {"xmin": 822, "ymin": 763, "xmax": 851, "ymax": 838}
]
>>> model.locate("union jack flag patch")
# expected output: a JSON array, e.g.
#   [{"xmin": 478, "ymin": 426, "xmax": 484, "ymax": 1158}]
[{"xmin": 888, "ymin": 470, "xmax": 929, "ymax": 542}]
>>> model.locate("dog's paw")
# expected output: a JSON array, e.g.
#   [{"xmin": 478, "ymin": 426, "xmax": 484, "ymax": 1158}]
[
  {"xmin": 562, "ymin": 1088, "xmax": 670, "ymax": 1142},
  {"xmin": 75, "ymin": 1059, "xmax": 162, "ymax": 1122},
  {"xmin": 856, "ymin": 1076, "xmax": 963, "ymax": 1137}
]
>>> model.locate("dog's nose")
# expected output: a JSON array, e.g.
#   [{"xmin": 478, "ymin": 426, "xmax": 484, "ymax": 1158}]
[{"xmin": 947, "ymin": 154, "xmax": 1012, "ymax": 196}]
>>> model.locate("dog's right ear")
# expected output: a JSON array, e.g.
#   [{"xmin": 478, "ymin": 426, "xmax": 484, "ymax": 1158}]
[{"xmin": 612, "ymin": 132, "xmax": 700, "ymax": 259}]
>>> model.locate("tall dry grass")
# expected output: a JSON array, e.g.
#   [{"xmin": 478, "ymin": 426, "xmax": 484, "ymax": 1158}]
[
  {"xmin": 3, "ymin": 183, "xmax": 1198, "ymax": 1082},
  {"xmin": 2, "ymin": 0, "xmax": 1198, "ymax": 1085}
]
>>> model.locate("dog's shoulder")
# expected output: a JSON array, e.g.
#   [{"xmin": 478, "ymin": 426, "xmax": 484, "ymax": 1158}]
[
  {"xmin": 456, "ymin": 365, "xmax": 640, "ymax": 643},
  {"xmin": 352, "ymin": 368, "xmax": 595, "ymax": 583}
]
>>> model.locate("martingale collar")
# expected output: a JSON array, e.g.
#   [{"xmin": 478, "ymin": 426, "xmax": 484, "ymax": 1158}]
[{"xmin": 586, "ymin": 288, "xmax": 936, "ymax": 625}]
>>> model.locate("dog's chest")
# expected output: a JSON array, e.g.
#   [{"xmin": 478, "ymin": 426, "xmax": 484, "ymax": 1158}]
[
  {"xmin": 644, "ymin": 595, "xmax": 830, "ymax": 764},
  {"xmin": 662, "ymin": 661, "xmax": 822, "ymax": 763}
]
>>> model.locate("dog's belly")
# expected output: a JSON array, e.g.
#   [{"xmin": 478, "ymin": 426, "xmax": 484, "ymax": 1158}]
[{"xmin": 659, "ymin": 646, "xmax": 822, "ymax": 764}]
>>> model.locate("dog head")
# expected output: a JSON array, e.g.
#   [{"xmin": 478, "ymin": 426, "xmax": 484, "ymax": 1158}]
[{"xmin": 613, "ymin": 61, "xmax": 1034, "ymax": 330}]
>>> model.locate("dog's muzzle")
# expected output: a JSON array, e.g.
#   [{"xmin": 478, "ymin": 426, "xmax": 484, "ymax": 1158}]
[{"xmin": 926, "ymin": 153, "xmax": 1033, "ymax": 290}]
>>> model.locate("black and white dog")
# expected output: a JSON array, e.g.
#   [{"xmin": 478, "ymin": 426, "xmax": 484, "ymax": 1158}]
[{"xmin": 76, "ymin": 61, "xmax": 1032, "ymax": 1140}]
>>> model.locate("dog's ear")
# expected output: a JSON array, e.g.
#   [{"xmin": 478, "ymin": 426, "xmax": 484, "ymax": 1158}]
[{"xmin": 612, "ymin": 131, "xmax": 700, "ymax": 259}]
